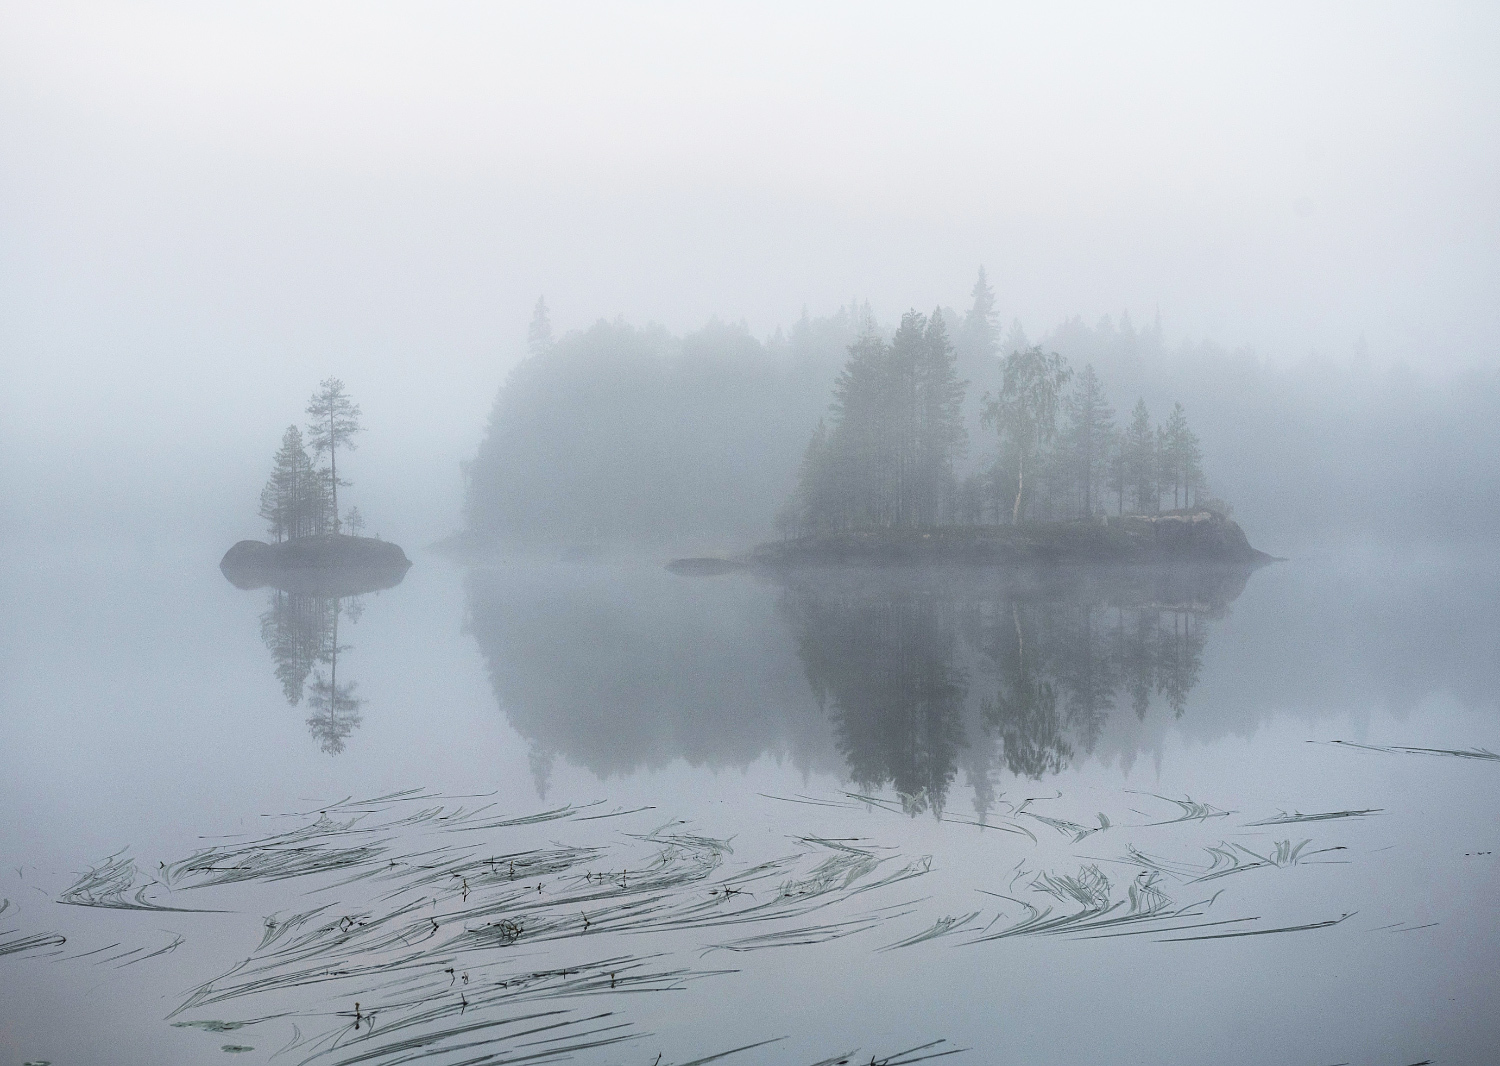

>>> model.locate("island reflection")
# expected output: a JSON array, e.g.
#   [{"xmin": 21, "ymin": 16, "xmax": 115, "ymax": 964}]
[
  {"xmin": 259, "ymin": 591, "xmax": 364, "ymax": 753},
  {"xmin": 226, "ymin": 564, "xmax": 407, "ymax": 754},
  {"xmin": 465, "ymin": 562, "xmax": 1256, "ymax": 812}
]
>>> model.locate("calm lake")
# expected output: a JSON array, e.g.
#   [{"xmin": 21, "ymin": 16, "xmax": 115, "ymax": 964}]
[{"xmin": 3, "ymin": 539, "xmax": 1498, "ymax": 1065}]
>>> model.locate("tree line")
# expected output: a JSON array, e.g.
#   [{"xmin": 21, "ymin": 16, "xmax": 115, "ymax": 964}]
[
  {"xmin": 784, "ymin": 274, "xmax": 1213, "ymax": 534},
  {"xmin": 463, "ymin": 275, "xmax": 1235, "ymax": 547},
  {"xmin": 463, "ymin": 309, "xmax": 867, "ymax": 544},
  {"xmin": 258, "ymin": 378, "xmax": 365, "ymax": 542}
]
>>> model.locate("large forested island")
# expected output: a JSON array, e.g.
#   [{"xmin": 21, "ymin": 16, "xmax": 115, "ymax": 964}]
[
  {"xmin": 462, "ymin": 275, "xmax": 1268, "ymax": 567},
  {"xmin": 222, "ymin": 378, "xmax": 410, "ymax": 596},
  {"xmin": 752, "ymin": 302, "xmax": 1265, "ymax": 566}
]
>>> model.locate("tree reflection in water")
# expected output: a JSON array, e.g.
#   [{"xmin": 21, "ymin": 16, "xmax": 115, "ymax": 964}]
[
  {"xmin": 259, "ymin": 591, "xmax": 364, "ymax": 753},
  {"xmin": 781, "ymin": 566, "xmax": 1233, "ymax": 819},
  {"xmin": 465, "ymin": 561, "xmax": 1253, "ymax": 806}
]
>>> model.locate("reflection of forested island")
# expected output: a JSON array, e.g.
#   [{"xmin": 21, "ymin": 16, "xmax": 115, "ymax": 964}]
[
  {"xmin": 783, "ymin": 566, "xmax": 1234, "ymax": 815},
  {"xmin": 464, "ymin": 561, "xmax": 1251, "ymax": 812},
  {"xmin": 258, "ymin": 589, "xmax": 366, "ymax": 754}
]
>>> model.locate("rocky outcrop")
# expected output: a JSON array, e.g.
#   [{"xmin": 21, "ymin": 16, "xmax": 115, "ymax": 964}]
[{"xmin": 220, "ymin": 535, "xmax": 412, "ymax": 596}]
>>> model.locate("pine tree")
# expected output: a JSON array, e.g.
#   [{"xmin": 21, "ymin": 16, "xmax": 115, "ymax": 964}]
[
  {"xmin": 1123, "ymin": 399, "xmax": 1157, "ymax": 514},
  {"xmin": 1107, "ymin": 428, "xmax": 1127, "ymax": 515},
  {"xmin": 916, "ymin": 308, "xmax": 967, "ymax": 524},
  {"xmin": 787, "ymin": 419, "xmax": 832, "ymax": 534},
  {"xmin": 1159, "ymin": 402, "xmax": 1206, "ymax": 509},
  {"xmin": 887, "ymin": 311, "xmax": 926, "ymax": 527},
  {"xmin": 1064, "ymin": 365, "xmax": 1115, "ymax": 517},
  {"xmin": 260, "ymin": 425, "xmax": 322, "ymax": 541},
  {"xmin": 1183, "ymin": 430, "xmax": 1206, "ymax": 508},
  {"xmin": 962, "ymin": 267, "xmax": 998, "ymax": 361},
  {"xmin": 1155, "ymin": 425, "xmax": 1171, "ymax": 512},
  {"xmin": 306, "ymin": 379, "xmax": 363, "ymax": 534},
  {"xmin": 527, "ymin": 297, "xmax": 553, "ymax": 356},
  {"xmin": 790, "ymin": 309, "xmax": 968, "ymax": 532}
]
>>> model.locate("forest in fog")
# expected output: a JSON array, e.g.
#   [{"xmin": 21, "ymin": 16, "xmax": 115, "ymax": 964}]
[{"xmin": 464, "ymin": 272, "xmax": 1500, "ymax": 554}]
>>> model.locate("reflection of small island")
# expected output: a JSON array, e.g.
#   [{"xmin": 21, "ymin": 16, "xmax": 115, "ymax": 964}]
[
  {"xmin": 221, "ymin": 377, "xmax": 409, "ymax": 752},
  {"xmin": 257, "ymin": 587, "xmax": 367, "ymax": 753}
]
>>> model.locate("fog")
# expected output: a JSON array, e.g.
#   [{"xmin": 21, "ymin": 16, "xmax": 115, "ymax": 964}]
[{"xmin": 3, "ymin": 3, "xmax": 1498, "ymax": 552}]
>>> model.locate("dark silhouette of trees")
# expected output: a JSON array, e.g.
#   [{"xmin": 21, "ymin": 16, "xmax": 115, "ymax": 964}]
[
  {"xmin": 306, "ymin": 378, "xmax": 362, "ymax": 534},
  {"xmin": 789, "ymin": 309, "xmax": 967, "ymax": 533},
  {"xmin": 258, "ymin": 425, "xmax": 333, "ymax": 541},
  {"xmin": 788, "ymin": 329, "xmax": 1215, "ymax": 528},
  {"xmin": 1159, "ymin": 402, "xmax": 1205, "ymax": 509}
]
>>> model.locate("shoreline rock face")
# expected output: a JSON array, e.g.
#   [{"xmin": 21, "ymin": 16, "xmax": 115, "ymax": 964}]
[
  {"xmin": 743, "ymin": 510, "xmax": 1273, "ymax": 570},
  {"xmin": 220, "ymin": 535, "xmax": 412, "ymax": 596}
]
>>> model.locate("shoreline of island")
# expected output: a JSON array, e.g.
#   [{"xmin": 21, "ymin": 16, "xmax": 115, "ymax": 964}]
[
  {"xmin": 663, "ymin": 509, "xmax": 1275, "ymax": 575},
  {"xmin": 220, "ymin": 534, "xmax": 412, "ymax": 596}
]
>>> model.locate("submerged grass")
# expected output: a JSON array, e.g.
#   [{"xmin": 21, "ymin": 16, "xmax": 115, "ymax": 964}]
[
  {"xmin": 1245, "ymin": 809, "xmax": 1382, "ymax": 826},
  {"xmin": 1121, "ymin": 838, "xmax": 1345, "ymax": 884},
  {"xmin": 0, "ymin": 930, "xmax": 68, "ymax": 958},
  {"xmin": 56, "ymin": 792, "xmax": 947, "ymax": 1065},
  {"xmin": 39, "ymin": 778, "xmax": 1377, "ymax": 1063},
  {"xmin": 1321, "ymin": 740, "xmax": 1500, "ymax": 761}
]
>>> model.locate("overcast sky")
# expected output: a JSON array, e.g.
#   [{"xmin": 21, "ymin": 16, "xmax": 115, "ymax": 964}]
[{"xmin": 2, "ymin": 2, "xmax": 1497, "ymax": 521}]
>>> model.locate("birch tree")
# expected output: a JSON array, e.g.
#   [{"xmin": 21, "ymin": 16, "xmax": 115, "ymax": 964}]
[{"xmin": 982, "ymin": 346, "xmax": 1072, "ymax": 524}]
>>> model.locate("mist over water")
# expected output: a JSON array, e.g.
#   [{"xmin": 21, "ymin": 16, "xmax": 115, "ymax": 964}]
[{"xmin": 4, "ymin": 6, "xmax": 1500, "ymax": 1065}]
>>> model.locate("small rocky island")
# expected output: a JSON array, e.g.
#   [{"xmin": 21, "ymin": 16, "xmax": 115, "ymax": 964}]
[
  {"xmin": 221, "ymin": 534, "xmax": 411, "ymax": 596},
  {"xmin": 223, "ymin": 378, "xmax": 410, "ymax": 596}
]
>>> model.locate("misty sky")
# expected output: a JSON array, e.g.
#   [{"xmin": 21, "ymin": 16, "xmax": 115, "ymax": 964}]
[{"xmin": 2, "ymin": 2, "xmax": 1497, "ymax": 535}]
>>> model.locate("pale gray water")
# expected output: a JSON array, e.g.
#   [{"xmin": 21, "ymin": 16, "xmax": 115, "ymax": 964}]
[{"xmin": 2, "ymin": 540, "xmax": 1498, "ymax": 1065}]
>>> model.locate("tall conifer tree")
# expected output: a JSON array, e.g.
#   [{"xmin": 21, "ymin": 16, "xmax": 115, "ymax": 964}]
[
  {"xmin": 527, "ymin": 297, "xmax": 554, "ymax": 356},
  {"xmin": 1123, "ymin": 399, "xmax": 1157, "ymax": 513},
  {"xmin": 1064, "ymin": 365, "xmax": 1115, "ymax": 517},
  {"xmin": 306, "ymin": 379, "xmax": 362, "ymax": 534}
]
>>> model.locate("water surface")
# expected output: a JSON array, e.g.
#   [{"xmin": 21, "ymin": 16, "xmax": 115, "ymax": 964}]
[{"xmin": 2, "ymin": 541, "xmax": 1497, "ymax": 1064}]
